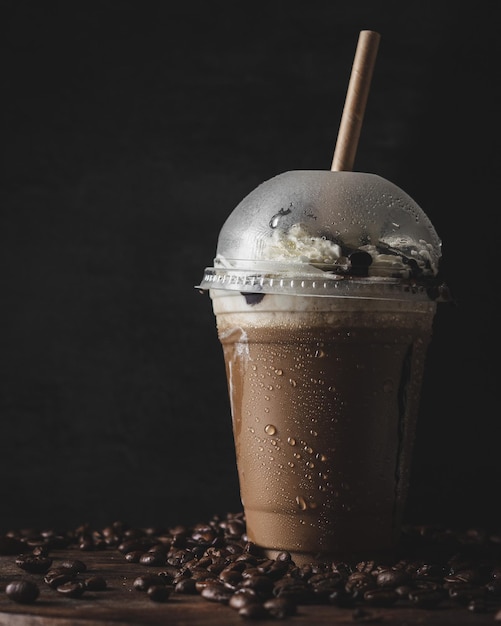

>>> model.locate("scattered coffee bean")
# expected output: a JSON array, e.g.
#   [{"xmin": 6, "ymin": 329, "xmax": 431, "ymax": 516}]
[
  {"xmin": 5, "ymin": 580, "xmax": 40, "ymax": 604},
  {"xmin": 238, "ymin": 602, "xmax": 269, "ymax": 619},
  {"xmin": 125, "ymin": 550, "xmax": 144, "ymax": 563},
  {"xmin": 44, "ymin": 569, "xmax": 75, "ymax": 589},
  {"xmin": 15, "ymin": 554, "xmax": 53, "ymax": 573},
  {"xmin": 59, "ymin": 559, "xmax": 87, "ymax": 573},
  {"xmin": 175, "ymin": 577, "xmax": 197, "ymax": 594},
  {"xmin": 56, "ymin": 580, "xmax": 86, "ymax": 598},
  {"xmin": 133, "ymin": 574, "xmax": 165, "ymax": 591},
  {"xmin": 201, "ymin": 581, "xmax": 233, "ymax": 603},
  {"xmin": 147, "ymin": 585, "xmax": 170, "ymax": 602},
  {"xmin": 85, "ymin": 576, "xmax": 107, "ymax": 591},
  {"xmin": 263, "ymin": 596, "xmax": 297, "ymax": 618}
]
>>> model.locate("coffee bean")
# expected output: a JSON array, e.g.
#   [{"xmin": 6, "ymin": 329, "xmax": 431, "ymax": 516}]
[
  {"xmin": 147, "ymin": 585, "xmax": 170, "ymax": 602},
  {"xmin": 84, "ymin": 576, "xmax": 107, "ymax": 591},
  {"xmin": 238, "ymin": 602, "xmax": 269, "ymax": 619},
  {"xmin": 125, "ymin": 550, "xmax": 144, "ymax": 563},
  {"xmin": 363, "ymin": 588, "xmax": 399, "ymax": 607},
  {"xmin": 376, "ymin": 567, "xmax": 409, "ymax": 588},
  {"xmin": 408, "ymin": 588, "xmax": 445, "ymax": 608},
  {"xmin": 175, "ymin": 578, "xmax": 197, "ymax": 594},
  {"xmin": 133, "ymin": 574, "xmax": 165, "ymax": 591},
  {"xmin": 200, "ymin": 582, "xmax": 233, "ymax": 603},
  {"xmin": 56, "ymin": 581, "xmax": 85, "ymax": 598},
  {"xmin": 140, "ymin": 552, "xmax": 166, "ymax": 566},
  {"xmin": 5, "ymin": 580, "xmax": 40, "ymax": 604},
  {"xmin": 59, "ymin": 559, "xmax": 87, "ymax": 573},
  {"xmin": 44, "ymin": 569, "xmax": 75, "ymax": 589},
  {"xmin": 352, "ymin": 607, "xmax": 382, "ymax": 622},
  {"xmin": 263, "ymin": 596, "xmax": 297, "ymax": 618},
  {"xmin": 242, "ymin": 574, "xmax": 274, "ymax": 595},
  {"xmin": 328, "ymin": 588, "xmax": 356, "ymax": 607},
  {"xmin": 229, "ymin": 588, "xmax": 259, "ymax": 610},
  {"xmin": 15, "ymin": 554, "xmax": 53, "ymax": 573}
]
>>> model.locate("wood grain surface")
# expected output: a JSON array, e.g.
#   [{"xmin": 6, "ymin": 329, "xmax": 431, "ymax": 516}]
[{"xmin": 0, "ymin": 546, "xmax": 500, "ymax": 626}]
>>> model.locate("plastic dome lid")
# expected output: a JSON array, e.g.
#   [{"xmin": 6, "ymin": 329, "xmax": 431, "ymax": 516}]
[{"xmin": 198, "ymin": 170, "xmax": 444, "ymax": 300}]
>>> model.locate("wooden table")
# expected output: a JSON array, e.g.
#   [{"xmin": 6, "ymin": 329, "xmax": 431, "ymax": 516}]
[{"xmin": 1, "ymin": 545, "xmax": 501, "ymax": 626}]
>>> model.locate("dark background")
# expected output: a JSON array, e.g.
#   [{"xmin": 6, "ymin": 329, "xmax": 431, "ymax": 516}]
[{"xmin": 1, "ymin": 0, "xmax": 499, "ymax": 533}]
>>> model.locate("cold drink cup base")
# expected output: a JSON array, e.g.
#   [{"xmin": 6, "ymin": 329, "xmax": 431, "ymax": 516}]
[{"xmin": 211, "ymin": 288, "xmax": 436, "ymax": 564}]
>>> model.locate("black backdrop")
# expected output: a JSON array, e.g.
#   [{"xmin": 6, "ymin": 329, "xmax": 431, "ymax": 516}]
[{"xmin": 1, "ymin": 0, "xmax": 500, "ymax": 533}]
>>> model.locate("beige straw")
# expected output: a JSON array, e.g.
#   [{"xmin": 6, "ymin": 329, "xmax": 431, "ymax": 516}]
[{"xmin": 331, "ymin": 30, "xmax": 381, "ymax": 172}]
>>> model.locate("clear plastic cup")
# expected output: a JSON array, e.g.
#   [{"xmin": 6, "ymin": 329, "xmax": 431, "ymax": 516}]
[{"xmin": 198, "ymin": 170, "xmax": 447, "ymax": 563}]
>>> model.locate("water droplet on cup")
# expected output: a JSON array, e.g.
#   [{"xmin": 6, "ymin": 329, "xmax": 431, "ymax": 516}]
[
  {"xmin": 264, "ymin": 424, "xmax": 277, "ymax": 436},
  {"xmin": 295, "ymin": 495, "xmax": 307, "ymax": 511}
]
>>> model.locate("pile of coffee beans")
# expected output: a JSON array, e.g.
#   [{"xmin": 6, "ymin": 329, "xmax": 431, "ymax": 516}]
[{"xmin": 2, "ymin": 513, "xmax": 501, "ymax": 621}]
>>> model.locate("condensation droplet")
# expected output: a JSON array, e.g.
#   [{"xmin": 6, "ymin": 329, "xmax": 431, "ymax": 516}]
[
  {"xmin": 287, "ymin": 437, "xmax": 296, "ymax": 446},
  {"xmin": 289, "ymin": 379, "xmax": 297, "ymax": 388},
  {"xmin": 293, "ymin": 452, "xmax": 301, "ymax": 459},
  {"xmin": 304, "ymin": 446, "xmax": 313, "ymax": 454},
  {"xmin": 264, "ymin": 424, "xmax": 277, "ymax": 436},
  {"xmin": 316, "ymin": 453, "xmax": 327, "ymax": 462},
  {"xmin": 275, "ymin": 369, "xmax": 283, "ymax": 376},
  {"xmin": 249, "ymin": 427, "xmax": 255, "ymax": 434},
  {"xmin": 307, "ymin": 461, "xmax": 314, "ymax": 469},
  {"xmin": 295, "ymin": 495, "xmax": 307, "ymax": 511},
  {"xmin": 310, "ymin": 430, "xmax": 318, "ymax": 437},
  {"xmin": 288, "ymin": 461, "xmax": 295, "ymax": 468}
]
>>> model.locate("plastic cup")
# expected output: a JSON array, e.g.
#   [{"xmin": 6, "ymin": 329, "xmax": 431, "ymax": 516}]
[{"xmin": 198, "ymin": 170, "xmax": 446, "ymax": 563}]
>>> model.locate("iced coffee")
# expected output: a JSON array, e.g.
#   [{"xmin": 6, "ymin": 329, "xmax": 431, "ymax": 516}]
[{"xmin": 199, "ymin": 170, "xmax": 446, "ymax": 563}]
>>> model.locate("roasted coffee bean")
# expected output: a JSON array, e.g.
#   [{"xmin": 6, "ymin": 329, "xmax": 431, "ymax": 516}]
[
  {"xmin": 84, "ymin": 576, "xmax": 107, "ymax": 591},
  {"xmin": 15, "ymin": 554, "xmax": 53, "ymax": 573},
  {"xmin": 219, "ymin": 568, "xmax": 243, "ymax": 586},
  {"xmin": 408, "ymin": 588, "xmax": 445, "ymax": 608},
  {"xmin": 44, "ymin": 569, "xmax": 75, "ymax": 589},
  {"xmin": 415, "ymin": 563, "xmax": 448, "ymax": 579},
  {"xmin": 328, "ymin": 588, "xmax": 356, "ymax": 607},
  {"xmin": 56, "ymin": 581, "xmax": 85, "ymax": 598},
  {"xmin": 59, "ymin": 559, "xmax": 87, "ymax": 573},
  {"xmin": 147, "ymin": 585, "xmax": 170, "ymax": 602},
  {"xmin": 200, "ymin": 582, "xmax": 233, "ymax": 603},
  {"xmin": 363, "ymin": 587, "xmax": 399, "ymax": 607},
  {"xmin": 5, "ymin": 580, "xmax": 40, "ymax": 604},
  {"xmin": 242, "ymin": 574, "xmax": 274, "ymax": 595},
  {"xmin": 140, "ymin": 552, "xmax": 166, "ymax": 566},
  {"xmin": 124, "ymin": 550, "xmax": 144, "ymax": 563},
  {"xmin": 263, "ymin": 596, "xmax": 297, "ymax": 618},
  {"xmin": 376, "ymin": 567, "xmax": 409, "ymax": 588},
  {"xmin": 238, "ymin": 602, "xmax": 269, "ymax": 619},
  {"xmin": 133, "ymin": 574, "xmax": 165, "ymax": 591},
  {"xmin": 275, "ymin": 551, "xmax": 292, "ymax": 563},
  {"xmin": 32, "ymin": 545, "xmax": 50, "ymax": 557},
  {"xmin": 346, "ymin": 571, "xmax": 377, "ymax": 593},
  {"xmin": 229, "ymin": 588, "xmax": 259, "ymax": 610},
  {"xmin": 274, "ymin": 578, "xmax": 314, "ymax": 603},
  {"xmin": 352, "ymin": 607, "xmax": 382, "ymax": 622},
  {"xmin": 309, "ymin": 572, "xmax": 344, "ymax": 599},
  {"xmin": 175, "ymin": 577, "xmax": 197, "ymax": 594}
]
